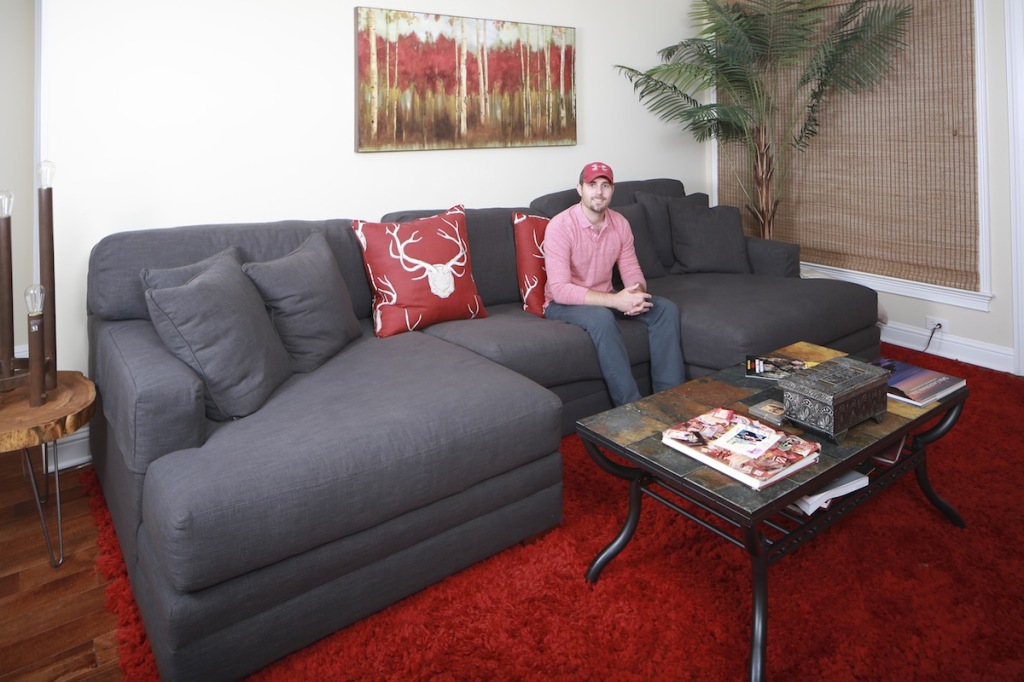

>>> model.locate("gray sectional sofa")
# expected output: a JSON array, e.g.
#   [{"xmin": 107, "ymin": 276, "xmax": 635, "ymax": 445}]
[{"xmin": 86, "ymin": 178, "xmax": 880, "ymax": 680}]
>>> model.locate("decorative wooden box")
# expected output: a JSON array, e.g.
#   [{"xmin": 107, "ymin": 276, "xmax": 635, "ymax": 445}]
[{"xmin": 778, "ymin": 356, "xmax": 888, "ymax": 442}]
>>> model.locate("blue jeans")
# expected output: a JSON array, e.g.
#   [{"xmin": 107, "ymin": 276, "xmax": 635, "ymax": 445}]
[{"xmin": 545, "ymin": 296, "xmax": 685, "ymax": 406}]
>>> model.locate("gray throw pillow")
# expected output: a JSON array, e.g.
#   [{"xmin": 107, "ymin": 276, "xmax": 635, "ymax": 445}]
[
  {"xmin": 668, "ymin": 201, "xmax": 752, "ymax": 274},
  {"xmin": 243, "ymin": 231, "xmax": 362, "ymax": 373},
  {"xmin": 614, "ymin": 203, "xmax": 666, "ymax": 279},
  {"xmin": 144, "ymin": 254, "xmax": 292, "ymax": 421},
  {"xmin": 635, "ymin": 192, "xmax": 710, "ymax": 269},
  {"xmin": 140, "ymin": 246, "xmax": 242, "ymax": 290}
]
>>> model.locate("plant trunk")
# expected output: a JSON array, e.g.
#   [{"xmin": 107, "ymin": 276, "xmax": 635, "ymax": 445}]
[{"xmin": 752, "ymin": 126, "xmax": 778, "ymax": 240}]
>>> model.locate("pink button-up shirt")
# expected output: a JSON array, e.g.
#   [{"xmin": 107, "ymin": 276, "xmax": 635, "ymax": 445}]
[{"xmin": 543, "ymin": 204, "xmax": 646, "ymax": 310}]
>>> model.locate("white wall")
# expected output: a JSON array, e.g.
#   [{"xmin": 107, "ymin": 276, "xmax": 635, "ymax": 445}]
[
  {"xmin": 0, "ymin": 0, "xmax": 37, "ymax": 349},
  {"xmin": 34, "ymin": 0, "xmax": 1019, "ymax": 376},
  {"xmin": 39, "ymin": 0, "xmax": 707, "ymax": 375}
]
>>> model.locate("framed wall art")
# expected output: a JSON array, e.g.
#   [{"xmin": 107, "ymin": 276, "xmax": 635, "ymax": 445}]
[{"xmin": 356, "ymin": 7, "xmax": 576, "ymax": 152}]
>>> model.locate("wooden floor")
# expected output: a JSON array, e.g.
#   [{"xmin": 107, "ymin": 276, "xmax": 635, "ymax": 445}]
[{"xmin": 0, "ymin": 448, "xmax": 120, "ymax": 681}]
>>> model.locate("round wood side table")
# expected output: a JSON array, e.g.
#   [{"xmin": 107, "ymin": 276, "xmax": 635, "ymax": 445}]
[{"xmin": 0, "ymin": 371, "xmax": 96, "ymax": 567}]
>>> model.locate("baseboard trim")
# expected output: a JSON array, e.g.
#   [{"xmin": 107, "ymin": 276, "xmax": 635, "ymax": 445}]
[
  {"xmin": 880, "ymin": 321, "xmax": 1016, "ymax": 374},
  {"xmin": 47, "ymin": 428, "xmax": 93, "ymax": 472}
]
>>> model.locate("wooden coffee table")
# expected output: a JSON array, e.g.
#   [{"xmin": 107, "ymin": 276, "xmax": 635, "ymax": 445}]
[{"xmin": 577, "ymin": 343, "xmax": 967, "ymax": 682}]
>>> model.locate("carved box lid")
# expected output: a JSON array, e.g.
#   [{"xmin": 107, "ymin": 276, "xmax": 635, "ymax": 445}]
[{"xmin": 778, "ymin": 356, "xmax": 889, "ymax": 405}]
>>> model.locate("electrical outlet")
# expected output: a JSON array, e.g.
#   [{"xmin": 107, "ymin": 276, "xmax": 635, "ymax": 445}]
[{"xmin": 925, "ymin": 316, "xmax": 948, "ymax": 334}]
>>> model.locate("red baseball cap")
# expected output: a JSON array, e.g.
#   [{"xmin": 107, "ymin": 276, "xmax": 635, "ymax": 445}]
[{"xmin": 580, "ymin": 161, "xmax": 614, "ymax": 184}]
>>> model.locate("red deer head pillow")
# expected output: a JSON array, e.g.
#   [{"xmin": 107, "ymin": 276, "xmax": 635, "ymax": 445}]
[{"xmin": 352, "ymin": 205, "xmax": 487, "ymax": 337}]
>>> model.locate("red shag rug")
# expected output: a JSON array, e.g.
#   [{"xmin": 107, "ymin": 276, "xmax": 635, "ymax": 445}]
[{"xmin": 83, "ymin": 345, "xmax": 1024, "ymax": 680}]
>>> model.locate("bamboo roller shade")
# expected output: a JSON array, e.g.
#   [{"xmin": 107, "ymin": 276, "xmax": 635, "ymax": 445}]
[{"xmin": 717, "ymin": 0, "xmax": 978, "ymax": 291}]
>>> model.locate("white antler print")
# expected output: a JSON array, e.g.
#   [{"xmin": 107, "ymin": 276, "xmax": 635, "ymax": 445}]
[
  {"xmin": 533, "ymin": 230, "xmax": 545, "ymax": 260},
  {"xmin": 386, "ymin": 221, "xmax": 468, "ymax": 299},
  {"xmin": 403, "ymin": 308, "xmax": 423, "ymax": 331},
  {"xmin": 372, "ymin": 271, "xmax": 398, "ymax": 334},
  {"xmin": 372, "ymin": 273, "xmax": 422, "ymax": 332},
  {"xmin": 521, "ymin": 274, "xmax": 539, "ymax": 308},
  {"xmin": 353, "ymin": 221, "xmax": 369, "ymax": 250}
]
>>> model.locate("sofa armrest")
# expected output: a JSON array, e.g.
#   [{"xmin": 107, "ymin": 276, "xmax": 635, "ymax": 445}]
[
  {"xmin": 91, "ymin": 319, "xmax": 206, "ymax": 474},
  {"xmin": 746, "ymin": 237, "xmax": 800, "ymax": 278}
]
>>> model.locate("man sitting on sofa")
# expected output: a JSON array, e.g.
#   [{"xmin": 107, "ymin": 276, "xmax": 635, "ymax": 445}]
[{"xmin": 543, "ymin": 161, "xmax": 685, "ymax": 405}]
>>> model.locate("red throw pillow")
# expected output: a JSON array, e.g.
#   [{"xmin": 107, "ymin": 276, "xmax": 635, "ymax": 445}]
[
  {"xmin": 512, "ymin": 212, "xmax": 549, "ymax": 317},
  {"xmin": 352, "ymin": 205, "xmax": 487, "ymax": 337}
]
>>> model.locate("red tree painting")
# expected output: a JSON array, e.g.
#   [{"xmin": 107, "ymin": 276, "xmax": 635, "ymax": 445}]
[{"xmin": 356, "ymin": 7, "xmax": 576, "ymax": 152}]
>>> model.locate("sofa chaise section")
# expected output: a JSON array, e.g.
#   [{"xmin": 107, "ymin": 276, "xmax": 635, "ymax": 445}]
[
  {"xmin": 87, "ymin": 220, "xmax": 563, "ymax": 680},
  {"xmin": 136, "ymin": 331, "xmax": 560, "ymax": 680}
]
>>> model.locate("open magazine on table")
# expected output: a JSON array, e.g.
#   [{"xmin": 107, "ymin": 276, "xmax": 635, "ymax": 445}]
[{"xmin": 661, "ymin": 407, "xmax": 821, "ymax": 491}]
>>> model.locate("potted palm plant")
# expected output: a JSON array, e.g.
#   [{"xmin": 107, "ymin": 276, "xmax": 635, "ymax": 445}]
[{"xmin": 618, "ymin": 0, "xmax": 913, "ymax": 240}]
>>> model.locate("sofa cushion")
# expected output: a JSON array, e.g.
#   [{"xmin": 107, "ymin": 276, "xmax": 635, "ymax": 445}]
[
  {"xmin": 423, "ymin": 302, "xmax": 651, "ymax": 388},
  {"xmin": 242, "ymin": 231, "xmax": 362, "ymax": 373},
  {"xmin": 647, "ymin": 273, "xmax": 878, "ymax": 371},
  {"xmin": 529, "ymin": 178, "xmax": 686, "ymax": 218},
  {"xmin": 144, "ymin": 251, "xmax": 292, "ymax": 420},
  {"xmin": 614, "ymin": 203, "xmax": 667, "ymax": 279},
  {"xmin": 748, "ymin": 236, "xmax": 801, "ymax": 278},
  {"xmin": 90, "ymin": 221, "xmax": 366, "ymax": 322},
  {"xmin": 512, "ymin": 213, "xmax": 549, "ymax": 317},
  {"xmin": 668, "ymin": 202, "xmax": 751, "ymax": 274},
  {"xmin": 140, "ymin": 246, "xmax": 242, "ymax": 290},
  {"xmin": 141, "ymin": 331, "xmax": 562, "ymax": 592},
  {"xmin": 635, "ymin": 191, "xmax": 710, "ymax": 269},
  {"xmin": 352, "ymin": 206, "xmax": 487, "ymax": 337}
]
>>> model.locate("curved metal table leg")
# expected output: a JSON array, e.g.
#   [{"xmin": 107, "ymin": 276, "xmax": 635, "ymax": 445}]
[
  {"xmin": 915, "ymin": 459, "xmax": 966, "ymax": 528},
  {"xmin": 744, "ymin": 527, "xmax": 768, "ymax": 682},
  {"xmin": 911, "ymin": 403, "xmax": 966, "ymax": 528},
  {"xmin": 22, "ymin": 442, "xmax": 64, "ymax": 567},
  {"xmin": 586, "ymin": 473, "xmax": 645, "ymax": 583},
  {"xmin": 581, "ymin": 438, "xmax": 643, "ymax": 480},
  {"xmin": 581, "ymin": 438, "xmax": 646, "ymax": 583}
]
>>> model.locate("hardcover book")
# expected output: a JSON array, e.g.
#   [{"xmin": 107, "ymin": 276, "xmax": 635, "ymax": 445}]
[
  {"xmin": 661, "ymin": 407, "xmax": 821, "ymax": 491},
  {"xmin": 869, "ymin": 357, "xmax": 967, "ymax": 407}
]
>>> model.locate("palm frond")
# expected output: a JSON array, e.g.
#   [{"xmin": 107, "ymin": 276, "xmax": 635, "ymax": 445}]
[
  {"xmin": 828, "ymin": 4, "xmax": 914, "ymax": 91},
  {"xmin": 691, "ymin": 0, "xmax": 756, "ymax": 59},
  {"xmin": 795, "ymin": 0, "xmax": 912, "ymax": 147},
  {"xmin": 616, "ymin": 64, "xmax": 752, "ymax": 143},
  {"xmin": 734, "ymin": 0, "xmax": 826, "ymax": 67},
  {"xmin": 618, "ymin": 0, "xmax": 914, "ymax": 238}
]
